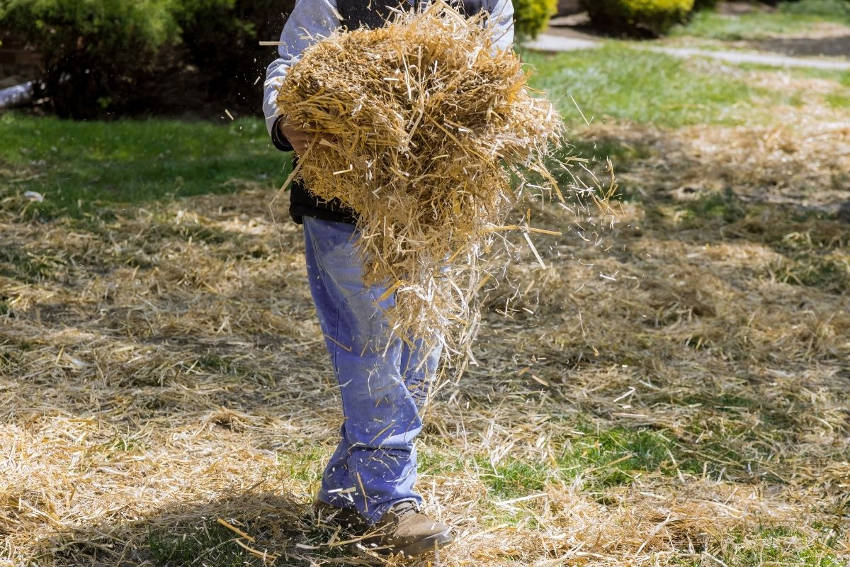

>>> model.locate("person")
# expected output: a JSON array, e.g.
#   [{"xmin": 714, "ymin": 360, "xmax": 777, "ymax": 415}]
[{"xmin": 263, "ymin": 0, "xmax": 514, "ymax": 556}]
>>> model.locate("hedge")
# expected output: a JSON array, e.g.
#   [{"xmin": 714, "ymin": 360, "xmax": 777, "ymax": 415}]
[
  {"xmin": 0, "ymin": 0, "xmax": 176, "ymax": 118},
  {"xmin": 0, "ymin": 0, "xmax": 548, "ymax": 118},
  {"xmin": 581, "ymin": 0, "xmax": 696, "ymax": 36},
  {"xmin": 514, "ymin": 0, "xmax": 558, "ymax": 39}
]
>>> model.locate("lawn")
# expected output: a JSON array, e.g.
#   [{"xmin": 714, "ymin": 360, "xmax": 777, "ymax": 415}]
[
  {"xmin": 0, "ymin": 115, "xmax": 288, "ymax": 219},
  {"xmin": 522, "ymin": 45, "xmax": 793, "ymax": 127},
  {"xmin": 1, "ymin": 24, "xmax": 849, "ymax": 567},
  {"xmin": 671, "ymin": 0, "xmax": 850, "ymax": 41}
]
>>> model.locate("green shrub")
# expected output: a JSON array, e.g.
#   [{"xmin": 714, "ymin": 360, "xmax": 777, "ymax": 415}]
[
  {"xmin": 691, "ymin": 0, "xmax": 718, "ymax": 10},
  {"xmin": 0, "ymin": 0, "xmax": 288, "ymax": 118},
  {"xmin": 580, "ymin": 0, "xmax": 696, "ymax": 36},
  {"xmin": 172, "ymin": 0, "xmax": 289, "ymax": 101},
  {"xmin": 513, "ymin": 0, "xmax": 558, "ymax": 39},
  {"xmin": 1, "ymin": 0, "xmax": 556, "ymax": 117},
  {"xmin": 0, "ymin": 0, "xmax": 177, "ymax": 118}
]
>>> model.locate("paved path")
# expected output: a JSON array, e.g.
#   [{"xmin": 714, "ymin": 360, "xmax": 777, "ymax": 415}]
[
  {"xmin": 524, "ymin": 33, "xmax": 850, "ymax": 71},
  {"xmin": 523, "ymin": 34, "xmax": 599, "ymax": 52}
]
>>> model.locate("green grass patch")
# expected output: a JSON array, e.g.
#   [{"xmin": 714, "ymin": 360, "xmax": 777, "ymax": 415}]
[
  {"xmin": 0, "ymin": 245, "xmax": 67, "ymax": 283},
  {"xmin": 568, "ymin": 137, "xmax": 654, "ymax": 168},
  {"xmin": 674, "ymin": 1, "xmax": 850, "ymax": 41},
  {"xmin": 756, "ymin": 222, "xmax": 850, "ymax": 293},
  {"xmin": 779, "ymin": 0, "xmax": 850, "ymax": 19},
  {"xmin": 680, "ymin": 392, "xmax": 759, "ymax": 410},
  {"xmin": 738, "ymin": 64, "xmax": 850, "ymax": 85},
  {"xmin": 677, "ymin": 190, "xmax": 748, "ymax": 227},
  {"xmin": 147, "ymin": 520, "xmax": 251, "ymax": 566},
  {"xmin": 475, "ymin": 427, "xmax": 708, "ymax": 498},
  {"xmin": 0, "ymin": 113, "xmax": 287, "ymax": 220},
  {"xmin": 719, "ymin": 526, "xmax": 846, "ymax": 566},
  {"xmin": 97, "ymin": 435, "xmax": 148, "ymax": 457},
  {"xmin": 195, "ymin": 354, "xmax": 275, "ymax": 383},
  {"xmin": 477, "ymin": 456, "xmax": 549, "ymax": 498},
  {"xmin": 642, "ymin": 190, "xmax": 751, "ymax": 232},
  {"xmin": 276, "ymin": 445, "xmax": 327, "ymax": 485},
  {"xmin": 825, "ymin": 90, "xmax": 850, "ymax": 110},
  {"xmin": 558, "ymin": 427, "xmax": 688, "ymax": 489},
  {"xmin": 522, "ymin": 45, "xmax": 770, "ymax": 127},
  {"xmin": 771, "ymin": 255, "xmax": 850, "ymax": 293},
  {"xmin": 418, "ymin": 447, "xmax": 467, "ymax": 476},
  {"xmin": 697, "ymin": 64, "xmax": 850, "ymax": 114},
  {"xmin": 678, "ymin": 422, "xmax": 761, "ymax": 477}
]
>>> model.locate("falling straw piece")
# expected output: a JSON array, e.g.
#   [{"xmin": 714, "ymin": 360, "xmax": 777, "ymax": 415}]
[
  {"xmin": 522, "ymin": 232, "xmax": 546, "ymax": 269},
  {"xmin": 488, "ymin": 224, "xmax": 563, "ymax": 237}
]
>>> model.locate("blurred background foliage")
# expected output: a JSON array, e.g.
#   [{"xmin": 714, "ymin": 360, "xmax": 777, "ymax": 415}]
[
  {"xmin": 514, "ymin": 0, "xmax": 558, "ymax": 39},
  {"xmin": 580, "ymin": 0, "xmax": 696, "ymax": 36},
  {"xmin": 0, "ymin": 0, "xmax": 292, "ymax": 118},
  {"xmin": 0, "ymin": 0, "xmax": 848, "ymax": 119}
]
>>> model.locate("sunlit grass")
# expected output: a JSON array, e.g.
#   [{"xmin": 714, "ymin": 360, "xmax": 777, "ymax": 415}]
[
  {"xmin": 2, "ymin": 27, "xmax": 849, "ymax": 566},
  {"xmin": 673, "ymin": 0, "xmax": 850, "ymax": 41},
  {"xmin": 522, "ymin": 45, "xmax": 777, "ymax": 127},
  {"xmin": 0, "ymin": 114, "xmax": 290, "ymax": 219}
]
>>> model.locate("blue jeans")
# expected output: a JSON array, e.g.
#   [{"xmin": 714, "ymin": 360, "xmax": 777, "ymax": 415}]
[{"xmin": 303, "ymin": 216, "xmax": 442, "ymax": 524}]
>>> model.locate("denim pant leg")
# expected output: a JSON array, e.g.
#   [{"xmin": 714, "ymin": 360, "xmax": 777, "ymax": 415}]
[
  {"xmin": 400, "ymin": 338, "xmax": 443, "ymax": 410},
  {"xmin": 303, "ymin": 216, "xmax": 436, "ymax": 523}
]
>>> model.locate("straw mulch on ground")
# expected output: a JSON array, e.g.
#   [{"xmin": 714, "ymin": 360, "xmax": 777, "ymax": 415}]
[
  {"xmin": 2, "ymin": 37, "xmax": 849, "ymax": 567},
  {"xmin": 1, "ymin": 178, "xmax": 846, "ymax": 565},
  {"xmin": 276, "ymin": 1, "xmax": 565, "ymax": 355}
]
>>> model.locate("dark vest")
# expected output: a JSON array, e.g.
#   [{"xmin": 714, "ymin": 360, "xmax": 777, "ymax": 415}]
[{"xmin": 288, "ymin": 0, "xmax": 489, "ymax": 225}]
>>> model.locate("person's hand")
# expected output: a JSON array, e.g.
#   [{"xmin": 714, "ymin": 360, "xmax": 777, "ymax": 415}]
[{"xmin": 279, "ymin": 120, "xmax": 311, "ymax": 155}]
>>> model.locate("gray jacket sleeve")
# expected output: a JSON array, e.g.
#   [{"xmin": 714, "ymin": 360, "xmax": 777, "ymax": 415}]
[
  {"xmin": 263, "ymin": 0, "xmax": 341, "ymax": 139},
  {"xmin": 486, "ymin": 0, "xmax": 515, "ymax": 52}
]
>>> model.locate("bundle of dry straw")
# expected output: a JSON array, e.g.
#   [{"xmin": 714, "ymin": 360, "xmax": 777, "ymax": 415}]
[{"xmin": 276, "ymin": 0, "xmax": 565, "ymax": 355}]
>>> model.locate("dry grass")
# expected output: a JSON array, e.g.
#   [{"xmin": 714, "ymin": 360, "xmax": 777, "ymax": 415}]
[
  {"xmin": 2, "ymin": 55, "xmax": 849, "ymax": 567},
  {"xmin": 579, "ymin": 62, "xmax": 850, "ymax": 217},
  {"xmin": 2, "ymin": 172, "xmax": 848, "ymax": 565}
]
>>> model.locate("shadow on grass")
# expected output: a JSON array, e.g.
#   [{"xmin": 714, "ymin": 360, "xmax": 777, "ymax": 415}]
[
  {"xmin": 33, "ymin": 492, "xmax": 378, "ymax": 566},
  {"xmin": 0, "ymin": 240, "xmax": 69, "ymax": 284}
]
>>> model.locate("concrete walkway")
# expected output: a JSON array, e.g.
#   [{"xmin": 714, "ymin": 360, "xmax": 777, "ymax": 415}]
[
  {"xmin": 524, "ymin": 33, "xmax": 850, "ymax": 71},
  {"xmin": 523, "ymin": 34, "xmax": 599, "ymax": 52}
]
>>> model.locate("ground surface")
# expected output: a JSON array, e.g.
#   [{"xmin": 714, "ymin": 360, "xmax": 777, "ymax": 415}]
[
  {"xmin": 539, "ymin": 0, "xmax": 850, "ymax": 69},
  {"xmin": 1, "ymin": 3, "xmax": 849, "ymax": 566}
]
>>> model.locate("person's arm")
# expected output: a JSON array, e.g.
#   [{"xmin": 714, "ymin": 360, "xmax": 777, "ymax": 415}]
[
  {"xmin": 484, "ymin": 0, "xmax": 514, "ymax": 52},
  {"xmin": 263, "ymin": 0, "xmax": 341, "ymax": 153}
]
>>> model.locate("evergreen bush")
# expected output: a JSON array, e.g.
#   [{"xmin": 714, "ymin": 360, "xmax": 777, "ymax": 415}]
[
  {"xmin": 172, "ymin": 0, "xmax": 289, "ymax": 103},
  {"xmin": 580, "ymin": 0, "xmax": 695, "ymax": 36},
  {"xmin": 1, "ymin": 0, "xmax": 557, "ymax": 117},
  {"xmin": 0, "ymin": 0, "xmax": 177, "ymax": 118},
  {"xmin": 513, "ymin": 0, "xmax": 558, "ymax": 39}
]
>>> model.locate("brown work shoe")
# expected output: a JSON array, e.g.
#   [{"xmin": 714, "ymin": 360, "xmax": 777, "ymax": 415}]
[
  {"xmin": 313, "ymin": 500, "xmax": 369, "ymax": 533},
  {"xmin": 368, "ymin": 501, "xmax": 453, "ymax": 556}
]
